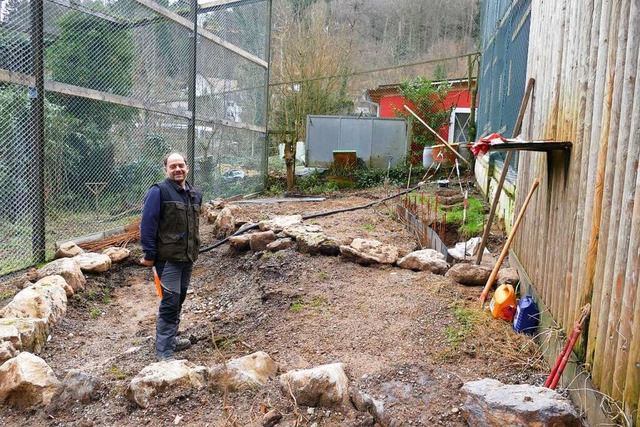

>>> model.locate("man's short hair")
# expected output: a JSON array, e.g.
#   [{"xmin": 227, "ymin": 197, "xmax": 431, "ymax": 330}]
[{"xmin": 163, "ymin": 151, "xmax": 188, "ymax": 166}]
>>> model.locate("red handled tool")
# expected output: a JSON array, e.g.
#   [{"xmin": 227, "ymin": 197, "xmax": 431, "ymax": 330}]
[{"xmin": 544, "ymin": 304, "xmax": 591, "ymax": 389}]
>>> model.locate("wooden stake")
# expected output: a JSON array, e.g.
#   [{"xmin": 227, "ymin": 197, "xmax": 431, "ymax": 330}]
[
  {"xmin": 480, "ymin": 179, "xmax": 540, "ymax": 306},
  {"xmin": 476, "ymin": 78, "xmax": 536, "ymax": 265}
]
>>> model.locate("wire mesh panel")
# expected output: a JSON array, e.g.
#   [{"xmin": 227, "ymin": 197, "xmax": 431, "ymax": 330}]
[
  {"xmin": 476, "ymin": 0, "xmax": 530, "ymax": 174},
  {"xmin": 0, "ymin": 0, "xmax": 270, "ymax": 275},
  {"xmin": 477, "ymin": 0, "xmax": 531, "ymax": 139}
]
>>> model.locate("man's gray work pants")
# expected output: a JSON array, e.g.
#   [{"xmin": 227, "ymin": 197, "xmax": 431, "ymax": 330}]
[{"xmin": 155, "ymin": 260, "xmax": 193, "ymax": 359}]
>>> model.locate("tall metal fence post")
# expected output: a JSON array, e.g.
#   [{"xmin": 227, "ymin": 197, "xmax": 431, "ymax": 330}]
[
  {"xmin": 31, "ymin": 0, "xmax": 45, "ymax": 264},
  {"xmin": 262, "ymin": 0, "xmax": 273, "ymax": 189},
  {"xmin": 187, "ymin": 0, "xmax": 197, "ymax": 183}
]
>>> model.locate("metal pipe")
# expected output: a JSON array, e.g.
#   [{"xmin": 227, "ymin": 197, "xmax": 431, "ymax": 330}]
[
  {"xmin": 31, "ymin": 0, "xmax": 45, "ymax": 264},
  {"xmin": 262, "ymin": 0, "xmax": 272, "ymax": 190},
  {"xmin": 187, "ymin": 0, "xmax": 197, "ymax": 183}
]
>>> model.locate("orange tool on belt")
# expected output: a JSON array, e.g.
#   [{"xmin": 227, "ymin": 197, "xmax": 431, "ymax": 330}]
[{"xmin": 152, "ymin": 267, "xmax": 163, "ymax": 298}]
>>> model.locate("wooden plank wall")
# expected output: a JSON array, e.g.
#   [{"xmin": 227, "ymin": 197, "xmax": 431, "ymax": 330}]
[{"xmin": 511, "ymin": 0, "xmax": 640, "ymax": 423}]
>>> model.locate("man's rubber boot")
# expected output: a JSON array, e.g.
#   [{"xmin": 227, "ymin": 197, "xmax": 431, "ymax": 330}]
[{"xmin": 175, "ymin": 338, "xmax": 192, "ymax": 352}]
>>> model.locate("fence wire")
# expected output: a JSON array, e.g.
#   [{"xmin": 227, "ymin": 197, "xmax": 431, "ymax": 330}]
[
  {"xmin": 0, "ymin": 0, "xmax": 270, "ymax": 275},
  {"xmin": 476, "ymin": 0, "xmax": 531, "ymax": 174}
]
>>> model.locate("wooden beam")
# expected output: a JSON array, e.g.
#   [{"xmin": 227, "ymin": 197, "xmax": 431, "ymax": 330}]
[
  {"xmin": 198, "ymin": 115, "xmax": 266, "ymax": 133},
  {"xmin": 199, "ymin": 0, "xmax": 264, "ymax": 12},
  {"xmin": 0, "ymin": 68, "xmax": 192, "ymax": 119},
  {"xmin": 131, "ymin": 0, "xmax": 268, "ymax": 69},
  {"xmin": 0, "ymin": 68, "xmax": 266, "ymax": 133},
  {"xmin": 47, "ymin": 81, "xmax": 193, "ymax": 119},
  {"xmin": 48, "ymin": 0, "xmax": 124, "ymax": 25},
  {"xmin": 0, "ymin": 69, "xmax": 33, "ymax": 87}
]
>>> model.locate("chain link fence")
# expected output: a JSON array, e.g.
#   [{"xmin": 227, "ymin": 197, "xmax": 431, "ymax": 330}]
[
  {"xmin": 476, "ymin": 0, "xmax": 531, "ymax": 172},
  {"xmin": 0, "ymin": 0, "xmax": 271, "ymax": 275}
]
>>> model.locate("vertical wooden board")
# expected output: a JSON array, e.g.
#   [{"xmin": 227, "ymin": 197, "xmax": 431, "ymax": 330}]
[
  {"xmin": 612, "ymin": 20, "xmax": 640, "ymax": 403},
  {"xmin": 574, "ymin": 1, "xmax": 613, "ymax": 387},
  {"xmin": 543, "ymin": 2, "xmax": 571, "ymax": 324},
  {"xmin": 569, "ymin": 0, "xmax": 604, "ymax": 339},
  {"xmin": 603, "ymin": 0, "xmax": 638, "ymax": 399},
  {"xmin": 562, "ymin": 0, "xmax": 594, "ymax": 334},
  {"xmin": 555, "ymin": 0, "xmax": 582, "ymax": 320},
  {"xmin": 591, "ymin": 0, "xmax": 628, "ymax": 393}
]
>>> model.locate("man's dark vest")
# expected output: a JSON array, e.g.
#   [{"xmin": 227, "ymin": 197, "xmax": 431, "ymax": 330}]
[{"xmin": 156, "ymin": 179, "xmax": 202, "ymax": 262}]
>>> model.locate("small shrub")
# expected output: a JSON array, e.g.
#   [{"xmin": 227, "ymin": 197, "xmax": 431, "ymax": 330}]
[
  {"xmin": 109, "ymin": 365, "xmax": 127, "ymax": 380},
  {"xmin": 0, "ymin": 291, "xmax": 15, "ymax": 299},
  {"xmin": 290, "ymin": 297, "xmax": 304, "ymax": 312}
]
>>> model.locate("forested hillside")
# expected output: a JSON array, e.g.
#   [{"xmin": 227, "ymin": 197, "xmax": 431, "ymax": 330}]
[{"xmin": 269, "ymin": 0, "xmax": 480, "ymax": 142}]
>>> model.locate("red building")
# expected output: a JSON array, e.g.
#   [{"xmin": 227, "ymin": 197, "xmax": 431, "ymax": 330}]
[{"xmin": 366, "ymin": 79, "xmax": 476, "ymax": 164}]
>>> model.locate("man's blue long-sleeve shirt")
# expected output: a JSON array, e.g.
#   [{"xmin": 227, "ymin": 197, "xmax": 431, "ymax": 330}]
[{"xmin": 140, "ymin": 186, "xmax": 162, "ymax": 261}]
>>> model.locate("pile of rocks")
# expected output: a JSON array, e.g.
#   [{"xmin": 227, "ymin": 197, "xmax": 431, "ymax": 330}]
[{"xmin": 0, "ymin": 244, "xmax": 128, "ymax": 408}]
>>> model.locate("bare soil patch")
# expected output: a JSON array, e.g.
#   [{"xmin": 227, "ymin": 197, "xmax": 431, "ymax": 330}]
[{"xmin": 0, "ymin": 185, "xmax": 547, "ymax": 426}]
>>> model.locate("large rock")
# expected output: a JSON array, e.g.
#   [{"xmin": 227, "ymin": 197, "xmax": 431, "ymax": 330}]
[
  {"xmin": 279, "ymin": 363, "xmax": 350, "ymax": 408},
  {"xmin": 461, "ymin": 378, "xmax": 583, "ymax": 426},
  {"xmin": 0, "ymin": 275, "xmax": 68, "ymax": 326},
  {"xmin": 54, "ymin": 241, "xmax": 84, "ymax": 259},
  {"xmin": 102, "ymin": 247, "xmax": 130, "ymax": 263},
  {"xmin": 126, "ymin": 359, "xmax": 208, "ymax": 408},
  {"xmin": 209, "ymin": 351, "xmax": 278, "ymax": 392},
  {"xmin": 49, "ymin": 370, "xmax": 104, "ymax": 409},
  {"xmin": 0, "ymin": 317, "xmax": 49, "ymax": 353},
  {"xmin": 259, "ymin": 215, "xmax": 303, "ymax": 232},
  {"xmin": 266, "ymin": 238, "xmax": 296, "ymax": 252},
  {"xmin": 497, "ymin": 268, "xmax": 520, "ymax": 286},
  {"xmin": 340, "ymin": 238, "xmax": 399, "ymax": 265},
  {"xmin": 0, "ymin": 341, "xmax": 19, "ymax": 364},
  {"xmin": 229, "ymin": 235, "xmax": 251, "ymax": 251},
  {"xmin": 445, "ymin": 263, "xmax": 492, "ymax": 286},
  {"xmin": 0, "ymin": 352, "xmax": 61, "ymax": 408},
  {"xmin": 73, "ymin": 253, "xmax": 112, "ymax": 273},
  {"xmin": 249, "ymin": 230, "xmax": 278, "ymax": 252},
  {"xmin": 397, "ymin": 249, "xmax": 449, "ymax": 274},
  {"xmin": 282, "ymin": 224, "xmax": 324, "ymax": 239},
  {"xmin": 212, "ymin": 207, "xmax": 239, "ymax": 239},
  {"xmin": 297, "ymin": 233, "xmax": 340, "ymax": 256},
  {"xmin": 282, "ymin": 224, "xmax": 339, "ymax": 255},
  {"xmin": 36, "ymin": 258, "xmax": 86, "ymax": 292}
]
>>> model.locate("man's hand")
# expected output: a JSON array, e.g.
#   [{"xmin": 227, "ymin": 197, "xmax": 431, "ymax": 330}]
[{"xmin": 139, "ymin": 258, "xmax": 154, "ymax": 266}]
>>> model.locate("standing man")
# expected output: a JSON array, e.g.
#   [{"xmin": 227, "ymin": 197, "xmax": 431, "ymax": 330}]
[{"xmin": 140, "ymin": 152, "xmax": 202, "ymax": 361}]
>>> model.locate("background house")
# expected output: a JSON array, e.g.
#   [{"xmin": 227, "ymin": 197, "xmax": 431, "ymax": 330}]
[{"xmin": 366, "ymin": 79, "xmax": 476, "ymax": 153}]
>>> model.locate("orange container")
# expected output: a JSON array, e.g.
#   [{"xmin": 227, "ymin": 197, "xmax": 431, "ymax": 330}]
[
  {"xmin": 490, "ymin": 284, "xmax": 517, "ymax": 321},
  {"xmin": 152, "ymin": 267, "xmax": 163, "ymax": 298}
]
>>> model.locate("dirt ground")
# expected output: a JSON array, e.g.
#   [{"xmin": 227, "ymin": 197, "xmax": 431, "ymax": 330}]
[{"xmin": 0, "ymin": 183, "xmax": 550, "ymax": 427}]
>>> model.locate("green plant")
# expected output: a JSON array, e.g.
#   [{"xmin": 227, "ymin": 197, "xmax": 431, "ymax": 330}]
[
  {"xmin": 396, "ymin": 77, "xmax": 452, "ymax": 164},
  {"xmin": 108, "ymin": 365, "xmax": 127, "ymax": 380},
  {"xmin": 444, "ymin": 304, "xmax": 479, "ymax": 349},
  {"xmin": 290, "ymin": 297, "xmax": 304, "ymax": 312},
  {"xmin": 309, "ymin": 296, "xmax": 327, "ymax": 313},
  {"xmin": 445, "ymin": 197, "xmax": 486, "ymax": 236},
  {"xmin": 412, "ymin": 193, "xmax": 486, "ymax": 237},
  {"xmin": 89, "ymin": 308, "xmax": 101, "ymax": 319},
  {"xmin": 212, "ymin": 335, "xmax": 236, "ymax": 350},
  {"xmin": 0, "ymin": 291, "xmax": 15, "ymax": 299},
  {"xmin": 318, "ymin": 271, "xmax": 328, "ymax": 280},
  {"xmin": 361, "ymin": 223, "xmax": 376, "ymax": 231}
]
